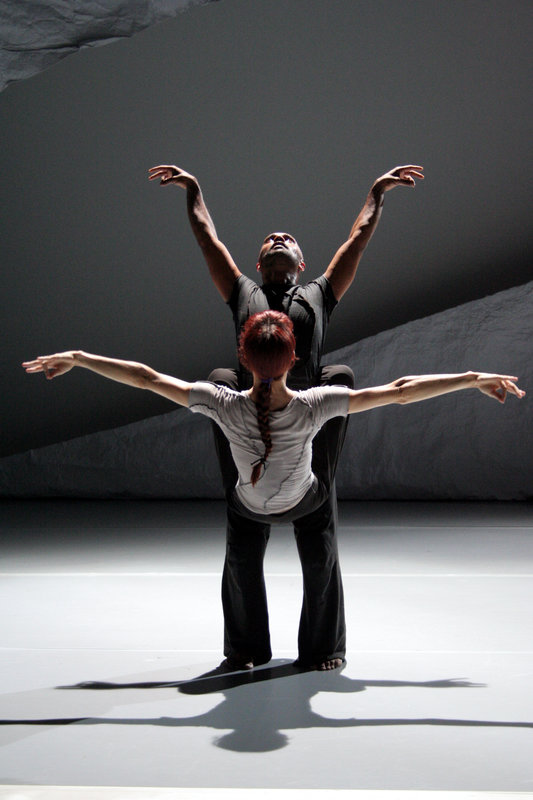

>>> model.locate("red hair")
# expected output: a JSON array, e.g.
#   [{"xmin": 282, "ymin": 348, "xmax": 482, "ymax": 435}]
[
  {"xmin": 238, "ymin": 311, "xmax": 296, "ymax": 379},
  {"xmin": 238, "ymin": 312, "xmax": 296, "ymax": 486}
]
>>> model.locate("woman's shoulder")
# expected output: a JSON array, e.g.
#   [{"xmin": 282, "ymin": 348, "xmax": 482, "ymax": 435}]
[
  {"xmin": 293, "ymin": 385, "xmax": 349, "ymax": 400},
  {"xmin": 292, "ymin": 385, "xmax": 350, "ymax": 416},
  {"xmin": 189, "ymin": 381, "xmax": 247, "ymax": 411}
]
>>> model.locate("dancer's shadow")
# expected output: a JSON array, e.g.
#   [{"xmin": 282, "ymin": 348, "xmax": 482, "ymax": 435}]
[{"xmin": 2, "ymin": 660, "xmax": 532, "ymax": 752}]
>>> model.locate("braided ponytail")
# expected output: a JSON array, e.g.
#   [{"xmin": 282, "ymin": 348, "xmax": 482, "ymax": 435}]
[
  {"xmin": 250, "ymin": 378, "xmax": 273, "ymax": 486},
  {"xmin": 238, "ymin": 311, "xmax": 296, "ymax": 488}
]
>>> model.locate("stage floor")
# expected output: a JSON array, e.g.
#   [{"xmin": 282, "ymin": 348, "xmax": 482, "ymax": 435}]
[{"xmin": 1, "ymin": 500, "xmax": 532, "ymax": 796}]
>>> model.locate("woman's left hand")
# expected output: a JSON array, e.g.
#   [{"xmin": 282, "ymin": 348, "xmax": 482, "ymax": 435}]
[{"xmin": 474, "ymin": 373, "xmax": 525, "ymax": 403}]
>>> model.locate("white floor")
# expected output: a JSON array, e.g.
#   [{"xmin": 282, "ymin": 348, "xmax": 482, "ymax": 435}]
[{"xmin": 0, "ymin": 500, "xmax": 532, "ymax": 798}]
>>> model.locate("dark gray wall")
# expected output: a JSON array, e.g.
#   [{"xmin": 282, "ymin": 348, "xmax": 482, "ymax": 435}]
[{"xmin": 1, "ymin": 0, "xmax": 531, "ymax": 456}]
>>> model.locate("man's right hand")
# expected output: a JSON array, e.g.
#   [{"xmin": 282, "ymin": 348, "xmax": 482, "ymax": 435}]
[
  {"xmin": 148, "ymin": 165, "xmax": 198, "ymax": 189},
  {"xmin": 149, "ymin": 163, "xmax": 240, "ymax": 300}
]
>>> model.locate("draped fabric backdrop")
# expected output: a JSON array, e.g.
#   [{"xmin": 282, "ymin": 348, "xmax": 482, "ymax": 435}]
[
  {"xmin": 2, "ymin": 282, "xmax": 531, "ymax": 500},
  {"xmin": 0, "ymin": 0, "xmax": 219, "ymax": 91}
]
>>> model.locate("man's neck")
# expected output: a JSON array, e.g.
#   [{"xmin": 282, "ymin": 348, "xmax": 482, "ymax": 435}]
[{"xmin": 263, "ymin": 279, "xmax": 294, "ymax": 290}]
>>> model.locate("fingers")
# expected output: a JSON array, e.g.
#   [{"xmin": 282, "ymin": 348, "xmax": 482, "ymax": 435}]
[
  {"xmin": 504, "ymin": 380, "xmax": 526, "ymax": 399},
  {"xmin": 397, "ymin": 166, "xmax": 424, "ymax": 185},
  {"xmin": 395, "ymin": 165, "xmax": 424, "ymax": 174},
  {"xmin": 148, "ymin": 167, "xmax": 174, "ymax": 183},
  {"xmin": 147, "ymin": 165, "xmax": 191, "ymax": 188},
  {"xmin": 481, "ymin": 376, "xmax": 525, "ymax": 402},
  {"xmin": 22, "ymin": 356, "xmax": 58, "ymax": 378},
  {"xmin": 148, "ymin": 165, "xmax": 177, "ymax": 174},
  {"xmin": 22, "ymin": 357, "xmax": 46, "ymax": 372},
  {"xmin": 490, "ymin": 385, "xmax": 507, "ymax": 403},
  {"xmin": 148, "ymin": 165, "xmax": 179, "ymax": 183},
  {"xmin": 22, "ymin": 360, "xmax": 44, "ymax": 373},
  {"xmin": 480, "ymin": 373, "xmax": 520, "ymax": 385},
  {"xmin": 381, "ymin": 165, "xmax": 424, "ymax": 190}
]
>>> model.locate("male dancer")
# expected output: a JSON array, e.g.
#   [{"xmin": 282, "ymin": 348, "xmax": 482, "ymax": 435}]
[{"xmin": 149, "ymin": 163, "xmax": 424, "ymax": 671}]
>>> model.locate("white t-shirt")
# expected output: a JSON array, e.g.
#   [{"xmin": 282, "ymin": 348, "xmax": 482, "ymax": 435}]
[{"xmin": 188, "ymin": 382, "xmax": 350, "ymax": 514}]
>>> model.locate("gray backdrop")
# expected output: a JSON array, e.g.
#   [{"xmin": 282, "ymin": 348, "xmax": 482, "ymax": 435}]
[{"xmin": 1, "ymin": 0, "xmax": 532, "ymax": 462}]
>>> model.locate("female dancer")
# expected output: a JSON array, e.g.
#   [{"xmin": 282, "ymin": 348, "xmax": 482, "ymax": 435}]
[{"xmin": 23, "ymin": 311, "xmax": 524, "ymax": 670}]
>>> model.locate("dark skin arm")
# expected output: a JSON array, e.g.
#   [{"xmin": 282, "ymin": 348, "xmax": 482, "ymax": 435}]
[
  {"xmin": 148, "ymin": 165, "xmax": 241, "ymax": 302},
  {"xmin": 324, "ymin": 165, "xmax": 424, "ymax": 301}
]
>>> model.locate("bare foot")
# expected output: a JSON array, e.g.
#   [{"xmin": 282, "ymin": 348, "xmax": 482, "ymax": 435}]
[
  {"xmin": 222, "ymin": 654, "xmax": 254, "ymax": 671},
  {"xmin": 317, "ymin": 658, "xmax": 344, "ymax": 671}
]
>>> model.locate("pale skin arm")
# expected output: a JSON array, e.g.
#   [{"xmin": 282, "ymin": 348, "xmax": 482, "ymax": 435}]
[
  {"xmin": 148, "ymin": 165, "xmax": 241, "ymax": 301},
  {"xmin": 324, "ymin": 165, "xmax": 424, "ymax": 301},
  {"xmin": 22, "ymin": 358, "xmax": 525, "ymax": 418},
  {"xmin": 347, "ymin": 372, "xmax": 525, "ymax": 414},
  {"xmin": 22, "ymin": 352, "xmax": 193, "ymax": 407}
]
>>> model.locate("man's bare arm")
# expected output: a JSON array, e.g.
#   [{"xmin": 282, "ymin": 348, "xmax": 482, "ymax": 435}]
[
  {"xmin": 149, "ymin": 165, "xmax": 241, "ymax": 302},
  {"xmin": 324, "ymin": 165, "xmax": 424, "ymax": 301}
]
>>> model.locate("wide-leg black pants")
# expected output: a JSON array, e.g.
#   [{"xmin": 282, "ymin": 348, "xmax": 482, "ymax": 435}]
[{"xmin": 208, "ymin": 364, "xmax": 354, "ymax": 666}]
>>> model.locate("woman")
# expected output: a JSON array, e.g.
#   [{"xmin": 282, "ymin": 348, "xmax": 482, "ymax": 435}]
[{"xmin": 23, "ymin": 311, "xmax": 524, "ymax": 670}]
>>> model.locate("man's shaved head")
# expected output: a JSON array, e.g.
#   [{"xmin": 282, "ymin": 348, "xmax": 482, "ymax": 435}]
[{"xmin": 257, "ymin": 232, "xmax": 305, "ymax": 286}]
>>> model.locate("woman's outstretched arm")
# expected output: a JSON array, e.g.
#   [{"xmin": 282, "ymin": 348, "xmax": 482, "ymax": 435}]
[
  {"xmin": 22, "ymin": 351, "xmax": 193, "ymax": 407},
  {"xmin": 348, "ymin": 371, "xmax": 525, "ymax": 414}
]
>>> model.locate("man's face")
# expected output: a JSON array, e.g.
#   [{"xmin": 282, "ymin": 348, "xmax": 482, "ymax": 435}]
[{"xmin": 257, "ymin": 232, "xmax": 305, "ymax": 286}]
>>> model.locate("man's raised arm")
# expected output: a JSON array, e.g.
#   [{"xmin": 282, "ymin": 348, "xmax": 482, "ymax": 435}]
[
  {"xmin": 324, "ymin": 165, "xmax": 424, "ymax": 301},
  {"xmin": 149, "ymin": 165, "xmax": 241, "ymax": 301}
]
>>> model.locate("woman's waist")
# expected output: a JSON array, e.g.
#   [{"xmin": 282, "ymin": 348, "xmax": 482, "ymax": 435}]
[{"xmin": 235, "ymin": 474, "xmax": 316, "ymax": 516}]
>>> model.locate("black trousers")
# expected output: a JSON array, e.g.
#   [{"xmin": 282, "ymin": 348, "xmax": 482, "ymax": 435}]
[{"xmin": 208, "ymin": 364, "xmax": 354, "ymax": 666}]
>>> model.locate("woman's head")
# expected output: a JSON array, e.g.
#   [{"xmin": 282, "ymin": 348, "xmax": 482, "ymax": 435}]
[{"xmin": 238, "ymin": 311, "xmax": 296, "ymax": 380}]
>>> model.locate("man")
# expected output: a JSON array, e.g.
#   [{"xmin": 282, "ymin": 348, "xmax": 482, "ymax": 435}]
[{"xmin": 149, "ymin": 162, "xmax": 424, "ymax": 671}]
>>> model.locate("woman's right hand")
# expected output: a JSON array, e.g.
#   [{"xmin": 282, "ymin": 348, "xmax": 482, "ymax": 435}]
[{"xmin": 22, "ymin": 352, "xmax": 78, "ymax": 380}]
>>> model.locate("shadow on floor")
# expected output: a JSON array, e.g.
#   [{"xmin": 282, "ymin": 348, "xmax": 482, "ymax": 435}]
[{"xmin": 1, "ymin": 660, "xmax": 532, "ymax": 752}]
